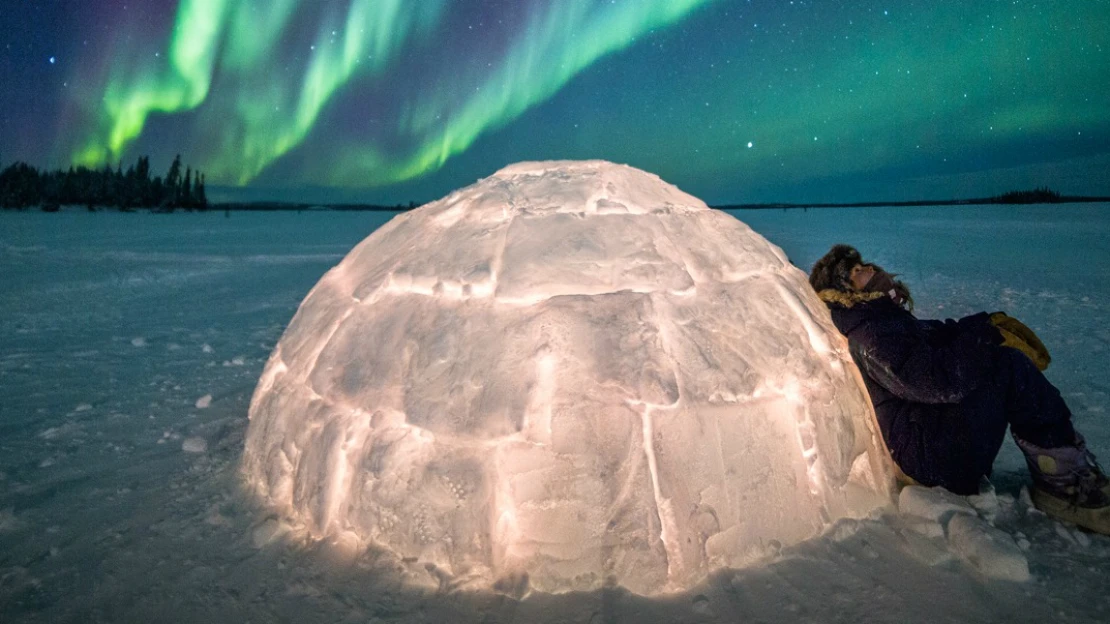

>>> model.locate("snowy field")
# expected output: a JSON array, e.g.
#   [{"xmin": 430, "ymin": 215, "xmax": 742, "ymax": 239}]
[{"xmin": 2, "ymin": 204, "xmax": 1109, "ymax": 623}]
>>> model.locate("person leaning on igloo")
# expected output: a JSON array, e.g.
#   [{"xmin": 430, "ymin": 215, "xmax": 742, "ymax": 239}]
[{"xmin": 809, "ymin": 244, "xmax": 1110, "ymax": 535}]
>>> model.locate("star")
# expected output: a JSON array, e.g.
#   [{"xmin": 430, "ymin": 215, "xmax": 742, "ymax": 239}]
[{"xmin": 1, "ymin": 0, "xmax": 1105, "ymax": 205}]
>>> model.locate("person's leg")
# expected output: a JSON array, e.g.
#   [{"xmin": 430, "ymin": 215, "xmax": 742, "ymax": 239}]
[
  {"xmin": 897, "ymin": 349, "xmax": 1040, "ymax": 493},
  {"xmin": 985, "ymin": 349, "xmax": 1110, "ymax": 533},
  {"xmin": 902, "ymin": 348, "xmax": 1076, "ymax": 494},
  {"xmin": 990, "ymin": 347, "xmax": 1076, "ymax": 448},
  {"xmin": 882, "ymin": 400, "xmax": 1006, "ymax": 496}
]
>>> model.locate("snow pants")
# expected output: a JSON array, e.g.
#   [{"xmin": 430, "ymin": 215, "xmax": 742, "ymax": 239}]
[{"xmin": 886, "ymin": 347, "xmax": 1077, "ymax": 495}]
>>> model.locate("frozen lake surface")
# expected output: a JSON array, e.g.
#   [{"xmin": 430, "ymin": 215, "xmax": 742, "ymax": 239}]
[{"xmin": 2, "ymin": 204, "xmax": 1109, "ymax": 622}]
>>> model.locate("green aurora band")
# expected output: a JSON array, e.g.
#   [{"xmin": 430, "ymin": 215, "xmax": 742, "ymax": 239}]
[
  {"xmin": 63, "ymin": 0, "xmax": 1109, "ymax": 200},
  {"xmin": 74, "ymin": 0, "xmax": 230, "ymax": 167},
  {"xmin": 74, "ymin": 0, "xmax": 717, "ymax": 186}
]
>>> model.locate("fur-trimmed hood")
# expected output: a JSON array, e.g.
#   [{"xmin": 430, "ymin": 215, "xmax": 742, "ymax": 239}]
[
  {"xmin": 810, "ymin": 244, "xmax": 914, "ymax": 311},
  {"xmin": 816, "ymin": 288, "xmax": 886, "ymax": 308},
  {"xmin": 809, "ymin": 244, "xmax": 862, "ymax": 293}
]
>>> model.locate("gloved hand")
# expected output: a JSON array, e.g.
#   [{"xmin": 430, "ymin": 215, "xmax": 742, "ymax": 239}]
[{"xmin": 990, "ymin": 312, "xmax": 1051, "ymax": 371}]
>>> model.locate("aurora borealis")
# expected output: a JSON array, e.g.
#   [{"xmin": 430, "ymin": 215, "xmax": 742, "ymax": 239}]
[{"xmin": 2, "ymin": 0, "xmax": 1108, "ymax": 204}]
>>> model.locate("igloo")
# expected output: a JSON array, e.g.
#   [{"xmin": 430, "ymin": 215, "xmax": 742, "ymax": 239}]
[{"xmin": 242, "ymin": 160, "xmax": 894, "ymax": 595}]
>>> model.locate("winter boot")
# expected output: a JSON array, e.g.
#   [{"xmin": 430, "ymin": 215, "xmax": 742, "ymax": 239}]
[{"xmin": 1015, "ymin": 435, "xmax": 1110, "ymax": 535}]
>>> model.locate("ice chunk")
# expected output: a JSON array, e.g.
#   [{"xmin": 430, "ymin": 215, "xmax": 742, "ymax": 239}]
[
  {"xmin": 251, "ymin": 517, "xmax": 291, "ymax": 548},
  {"xmin": 946, "ymin": 514, "xmax": 1030, "ymax": 582},
  {"xmin": 242, "ymin": 160, "xmax": 895, "ymax": 595},
  {"xmin": 897, "ymin": 522, "xmax": 958, "ymax": 566},
  {"xmin": 901, "ymin": 517, "xmax": 946, "ymax": 540},
  {"xmin": 182, "ymin": 437, "xmax": 207, "ymax": 453},
  {"xmin": 898, "ymin": 485, "xmax": 977, "ymax": 524}
]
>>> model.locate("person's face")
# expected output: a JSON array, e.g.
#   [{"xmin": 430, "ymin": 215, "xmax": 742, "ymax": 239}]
[{"xmin": 849, "ymin": 263, "xmax": 875, "ymax": 290}]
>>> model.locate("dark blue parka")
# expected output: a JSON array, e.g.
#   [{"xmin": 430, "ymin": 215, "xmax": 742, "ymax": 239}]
[{"xmin": 826, "ymin": 294, "xmax": 1013, "ymax": 494}]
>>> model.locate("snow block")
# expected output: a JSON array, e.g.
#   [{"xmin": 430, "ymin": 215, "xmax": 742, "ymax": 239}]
[
  {"xmin": 242, "ymin": 160, "xmax": 896, "ymax": 594},
  {"xmin": 898, "ymin": 485, "xmax": 977, "ymax": 525},
  {"xmin": 946, "ymin": 514, "xmax": 1030, "ymax": 582},
  {"xmin": 251, "ymin": 517, "xmax": 292, "ymax": 548},
  {"xmin": 897, "ymin": 522, "xmax": 958, "ymax": 566}
]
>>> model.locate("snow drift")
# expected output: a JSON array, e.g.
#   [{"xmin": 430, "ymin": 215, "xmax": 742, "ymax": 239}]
[{"xmin": 242, "ymin": 160, "xmax": 895, "ymax": 594}]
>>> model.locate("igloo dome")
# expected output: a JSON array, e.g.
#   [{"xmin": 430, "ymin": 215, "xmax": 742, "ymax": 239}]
[{"xmin": 242, "ymin": 160, "xmax": 894, "ymax": 595}]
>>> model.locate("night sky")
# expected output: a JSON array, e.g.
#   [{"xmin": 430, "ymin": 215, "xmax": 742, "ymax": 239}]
[{"xmin": 2, "ymin": 0, "xmax": 1108, "ymax": 205}]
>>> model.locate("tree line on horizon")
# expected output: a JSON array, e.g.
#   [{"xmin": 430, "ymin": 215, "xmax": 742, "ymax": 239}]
[
  {"xmin": 986, "ymin": 187, "xmax": 1062, "ymax": 204},
  {"xmin": 0, "ymin": 155, "xmax": 208, "ymax": 211},
  {"xmin": 0, "ymin": 156, "xmax": 1081, "ymax": 213}
]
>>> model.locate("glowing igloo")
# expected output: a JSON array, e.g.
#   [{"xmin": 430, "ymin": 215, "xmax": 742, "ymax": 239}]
[{"xmin": 243, "ymin": 160, "xmax": 894, "ymax": 595}]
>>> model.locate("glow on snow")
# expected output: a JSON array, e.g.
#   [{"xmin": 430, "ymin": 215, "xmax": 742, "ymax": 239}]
[{"xmin": 242, "ymin": 161, "xmax": 895, "ymax": 594}]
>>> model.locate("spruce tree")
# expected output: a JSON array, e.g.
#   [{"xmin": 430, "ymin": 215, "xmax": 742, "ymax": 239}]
[
  {"xmin": 165, "ymin": 154, "xmax": 182, "ymax": 207},
  {"xmin": 196, "ymin": 173, "xmax": 208, "ymax": 210},
  {"xmin": 136, "ymin": 156, "xmax": 151, "ymax": 206},
  {"xmin": 183, "ymin": 167, "xmax": 194, "ymax": 209}
]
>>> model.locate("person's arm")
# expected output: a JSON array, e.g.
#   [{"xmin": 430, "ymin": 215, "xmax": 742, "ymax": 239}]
[
  {"xmin": 850, "ymin": 314, "xmax": 1000, "ymax": 404},
  {"xmin": 918, "ymin": 312, "xmax": 994, "ymax": 343}
]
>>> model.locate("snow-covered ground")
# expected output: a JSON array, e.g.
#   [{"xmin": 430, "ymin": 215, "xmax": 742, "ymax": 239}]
[{"xmin": 2, "ymin": 204, "xmax": 1108, "ymax": 623}]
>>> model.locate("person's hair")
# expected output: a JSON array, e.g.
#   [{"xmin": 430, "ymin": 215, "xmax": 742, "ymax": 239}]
[
  {"xmin": 809, "ymin": 244, "xmax": 862, "ymax": 292},
  {"xmin": 809, "ymin": 244, "xmax": 914, "ymax": 310}
]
